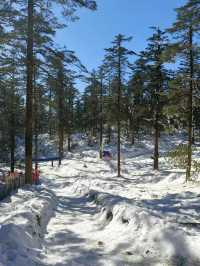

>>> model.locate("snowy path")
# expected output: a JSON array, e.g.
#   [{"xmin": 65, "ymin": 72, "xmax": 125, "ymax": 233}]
[
  {"xmin": 39, "ymin": 148, "xmax": 200, "ymax": 266},
  {"xmin": 1, "ymin": 141, "xmax": 200, "ymax": 265},
  {"xmin": 42, "ymin": 178, "xmax": 108, "ymax": 266},
  {"xmin": 40, "ymin": 160, "xmax": 128, "ymax": 266}
]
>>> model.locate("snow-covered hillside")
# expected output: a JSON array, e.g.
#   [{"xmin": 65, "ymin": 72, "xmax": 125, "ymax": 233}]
[{"xmin": 1, "ymin": 135, "xmax": 200, "ymax": 266}]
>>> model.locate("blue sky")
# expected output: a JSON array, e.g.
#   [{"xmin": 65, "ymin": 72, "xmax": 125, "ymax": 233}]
[{"xmin": 55, "ymin": 0, "xmax": 186, "ymax": 88}]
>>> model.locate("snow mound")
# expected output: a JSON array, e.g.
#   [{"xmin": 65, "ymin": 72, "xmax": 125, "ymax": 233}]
[
  {"xmin": 86, "ymin": 190, "xmax": 200, "ymax": 265},
  {"xmin": 0, "ymin": 185, "xmax": 57, "ymax": 266}
]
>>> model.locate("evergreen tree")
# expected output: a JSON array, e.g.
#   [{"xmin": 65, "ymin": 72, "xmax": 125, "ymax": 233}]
[
  {"xmin": 97, "ymin": 66, "xmax": 106, "ymax": 159},
  {"xmin": 104, "ymin": 34, "xmax": 135, "ymax": 176},
  {"xmin": 127, "ymin": 56, "xmax": 147, "ymax": 144},
  {"xmin": 168, "ymin": 0, "xmax": 200, "ymax": 180},
  {"xmin": 83, "ymin": 70, "xmax": 100, "ymax": 139},
  {"xmin": 5, "ymin": 0, "xmax": 97, "ymax": 182},
  {"xmin": 143, "ymin": 28, "xmax": 169, "ymax": 170}
]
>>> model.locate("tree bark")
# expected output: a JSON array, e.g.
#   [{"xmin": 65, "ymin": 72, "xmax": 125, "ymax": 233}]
[
  {"xmin": 154, "ymin": 114, "xmax": 159, "ymax": 170},
  {"xmin": 33, "ymin": 69, "xmax": 38, "ymax": 171},
  {"xmin": 186, "ymin": 26, "xmax": 194, "ymax": 181},
  {"xmin": 10, "ymin": 64, "xmax": 16, "ymax": 173},
  {"xmin": 48, "ymin": 86, "xmax": 53, "ymax": 138},
  {"xmin": 10, "ymin": 121, "xmax": 15, "ymax": 173},
  {"xmin": 57, "ymin": 68, "xmax": 64, "ymax": 166},
  {"xmin": 99, "ymin": 77, "xmax": 103, "ymax": 159},
  {"xmin": 117, "ymin": 45, "xmax": 121, "ymax": 177},
  {"xmin": 67, "ymin": 135, "xmax": 71, "ymax": 152},
  {"xmin": 153, "ymin": 41, "xmax": 162, "ymax": 171},
  {"xmin": 130, "ymin": 118, "xmax": 135, "ymax": 145},
  {"xmin": 25, "ymin": 0, "xmax": 34, "ymax": 184}
]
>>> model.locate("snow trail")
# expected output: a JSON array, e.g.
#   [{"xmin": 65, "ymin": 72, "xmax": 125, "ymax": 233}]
[
  {"xmin": 1, "ymin": 138, "xmax": 200, "ymax": 265},
  {"xmin": 38, "ymin": 147, "xmax": 200, "ymax": 266},
  {"xmin": 42, "ymin": 179, "xmax": 108, "ymax": 266}
]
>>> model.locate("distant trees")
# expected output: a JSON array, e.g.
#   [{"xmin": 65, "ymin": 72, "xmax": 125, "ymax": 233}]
[
  {"xmin": 83, "ymin": 71, "xmax": 100, "ymax": 138},
  {"xmin": 98, "ymin": 66, "xmax": 107, "ymax": 159},
  {"xmin": 77, "ymin": 2, "xmax": 200, "ymax": 178},
  {"xmin": 46, "ymin": 47, "xmax": 87, "ymax": 165},
  {"xmin": 0, "ymin": 0, "xmax": 200, "ymax": 182},
  {"xmin": 127, "ymin": 56, "xmax": 147, "ymax": 144}
]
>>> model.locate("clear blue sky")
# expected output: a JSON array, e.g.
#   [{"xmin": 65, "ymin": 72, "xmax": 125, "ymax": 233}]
[{"xmin": 55, "ymin": 0, "xmax": 186, "ymax": 88}]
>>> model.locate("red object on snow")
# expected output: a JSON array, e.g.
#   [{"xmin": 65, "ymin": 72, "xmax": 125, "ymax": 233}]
[{"xmin": 32, "ymin": 169, "xmax": 40, "ymax": 184}]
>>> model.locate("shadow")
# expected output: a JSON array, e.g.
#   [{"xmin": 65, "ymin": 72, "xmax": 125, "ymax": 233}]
[
  {"xmin": 42, "ymin": 194, "xmax": 106, "ymax": 266},
  {"xmin": 56, "ymin": 195, "xmax": 97, "ymax": 216},
  {"xmin": 136, "ymin": 191, "xmax": 200, "ymax": 224}
]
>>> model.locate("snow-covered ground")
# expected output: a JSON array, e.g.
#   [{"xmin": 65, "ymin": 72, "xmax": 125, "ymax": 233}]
[{"xmin": 1, "ymin": 135, "xmax": 200, "ymax": 266}]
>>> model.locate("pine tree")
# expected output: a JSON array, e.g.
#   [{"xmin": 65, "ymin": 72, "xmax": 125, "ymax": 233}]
[
  {"xmin": 101, "ymin": 60, "xmax": 115, "ymax": 144},
  {"xmin": 144, "ymin": 27, "xmax": 169, "ymax": 170},
  {"xmin": 83, "ymin": 70, "xmax": 100, "ymax": 139},
  {"xmin": 127, "ymin": 56, "xmax": 147, "ymax": 144},
  {"xmin": 3, "ymin": 0, "xmax": 97, "ymax": 182},
  {"xmin": 98, "ymin": 66, "xmax": 106, "ymax": 159},
  {"xmin": 24, "ymin": 0, "xmax": 34, "ymax": 183},
  {"xmin": 168, "ymin": 0, "xmax": 200, "ymax": 180},
  {"xmin": 104, "ymin": 34, "xmax": 134, "ymax": 177},
  {"xmin": 65, "ymin": 76, "xmax": 77, "ymax": 152},
  {"xmin": 46, "ymin": 47, "xmax": 86, "ymax": 163}
]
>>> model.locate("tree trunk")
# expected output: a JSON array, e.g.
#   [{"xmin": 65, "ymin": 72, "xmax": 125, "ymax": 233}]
[
  {"xmin": 57, "ymin": 69, "xmax": 64, "ymax": 166},
  {"xmin": 186, "ymin": 26, "xmax": 194, "ymax": 182},
  {"xmin": 130, "ymin": 118, "xmax": 135, "ymax": 145},
  {"xmin": 99, "ymin": 77, "xmax": 103, "ymax": 159},
  {"xmin": 131, "ymin": 131, "xmax": 135, "ymax": 145},
  {"xmin": 117, "ymin": 50, "xmax": 121, "ymax": 177},
  {"xmin": 58, "ymin": 124, "xmax": 64, "ymax": 166},
  {"xmin": 10, "ymin": 67, "xmax": 16, "ymax": 173},
  {"xmin": 34, "ymin": 69, "xmax": 38, "ymax": 171},
  {"xmin": 34, "ymin": 133, "xmax": 38, "ymax": 170},
  {"xmin": 192, "ymin": 126, "xmax": 195, "ymax": 144},
  {"xmin": 107, "ymin": 77, "xmax": 112, "ymax": 144},
  {"xmin": 68, "ymin": 135, "xmax": 71, "ymax": 152},
  {"xmin": 10, "ymin": 125, "xmax": 15, "ymax": 173},
  {"xmin": 153, "ymin": 42, "xmax": 162, "ymax": 171},
  {"xmin": 154, "ymin": 116, "xmax": 159, "ymax": 170},
  {"xmin": 25, "ymin": 0, "xmax": 34, "ymax": 184},
  {"xmin": 67, "ymin": 87, "xmax": 74, "ymax": 153},
  {"xmin": 48, "ymin": 86, "xmax": 53, "ymax": 138},
  {"xmin": 117, "ymin": 113, "xmax": 121, "ymax": 177}
]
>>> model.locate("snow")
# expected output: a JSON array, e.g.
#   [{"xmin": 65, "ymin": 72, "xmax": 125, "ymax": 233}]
[{"xmin": 1, "ymin": 135, "xmax": 200, "ymax": 265}]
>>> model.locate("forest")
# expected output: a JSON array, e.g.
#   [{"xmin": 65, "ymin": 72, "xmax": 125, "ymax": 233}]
[{"xmin": 0, "ymin": 0, "xmax": 200, "ymax": 266}]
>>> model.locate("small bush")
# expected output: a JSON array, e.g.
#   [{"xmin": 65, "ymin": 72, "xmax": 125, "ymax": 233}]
[
  {"xmin": 165, "ymin": 144, "xmax": 189, "ymax": 169},
  {"xmin": 165, "ymin": 144, "xmax": 200, "ymax": 175}
]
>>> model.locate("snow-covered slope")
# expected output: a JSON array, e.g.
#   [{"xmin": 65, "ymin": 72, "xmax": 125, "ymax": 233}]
[{"xmin": 1, "ymin": 135, "xmax": 200, "ymax": 266}]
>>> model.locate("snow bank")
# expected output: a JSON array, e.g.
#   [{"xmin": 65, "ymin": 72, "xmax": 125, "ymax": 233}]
[
  {"xmin": 0, "ymin": 184, "xmax": 57, "ymax": 266},
  {"xmin": 84, "ymin": 189, "xmax": 200, "ymax": 265}
]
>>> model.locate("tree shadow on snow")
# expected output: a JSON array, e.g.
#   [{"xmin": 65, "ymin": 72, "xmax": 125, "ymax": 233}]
[{"xmin": 138, "ymin": 191, "xmax": 200, "ymax": 224}]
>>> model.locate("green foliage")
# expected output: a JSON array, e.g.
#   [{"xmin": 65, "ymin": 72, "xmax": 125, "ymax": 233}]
[
  {"xmin": 166, "ymin": 144, "xmax": 189, "ymax": 169},
  {"xmin": 166, "ymin": 144, "xmax": 200, "ymax": 175}
]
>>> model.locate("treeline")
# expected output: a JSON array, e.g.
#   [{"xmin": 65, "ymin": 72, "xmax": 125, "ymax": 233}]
[
  {"xmin": 0, "ymin": 0, "xmax": 97, "ymax": 183},
  {"xmin": 80, "ymin": 0, "xmax": 200, "ymax": 180},
  {"xmin": 0, "ymin": 0, "xmax": 200, "ymax": 182}
]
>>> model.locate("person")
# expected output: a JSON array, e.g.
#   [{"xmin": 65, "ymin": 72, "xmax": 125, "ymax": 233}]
[{"xmin": 103, "ymin": 150, "xmax": 112, "ymax": 160}]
